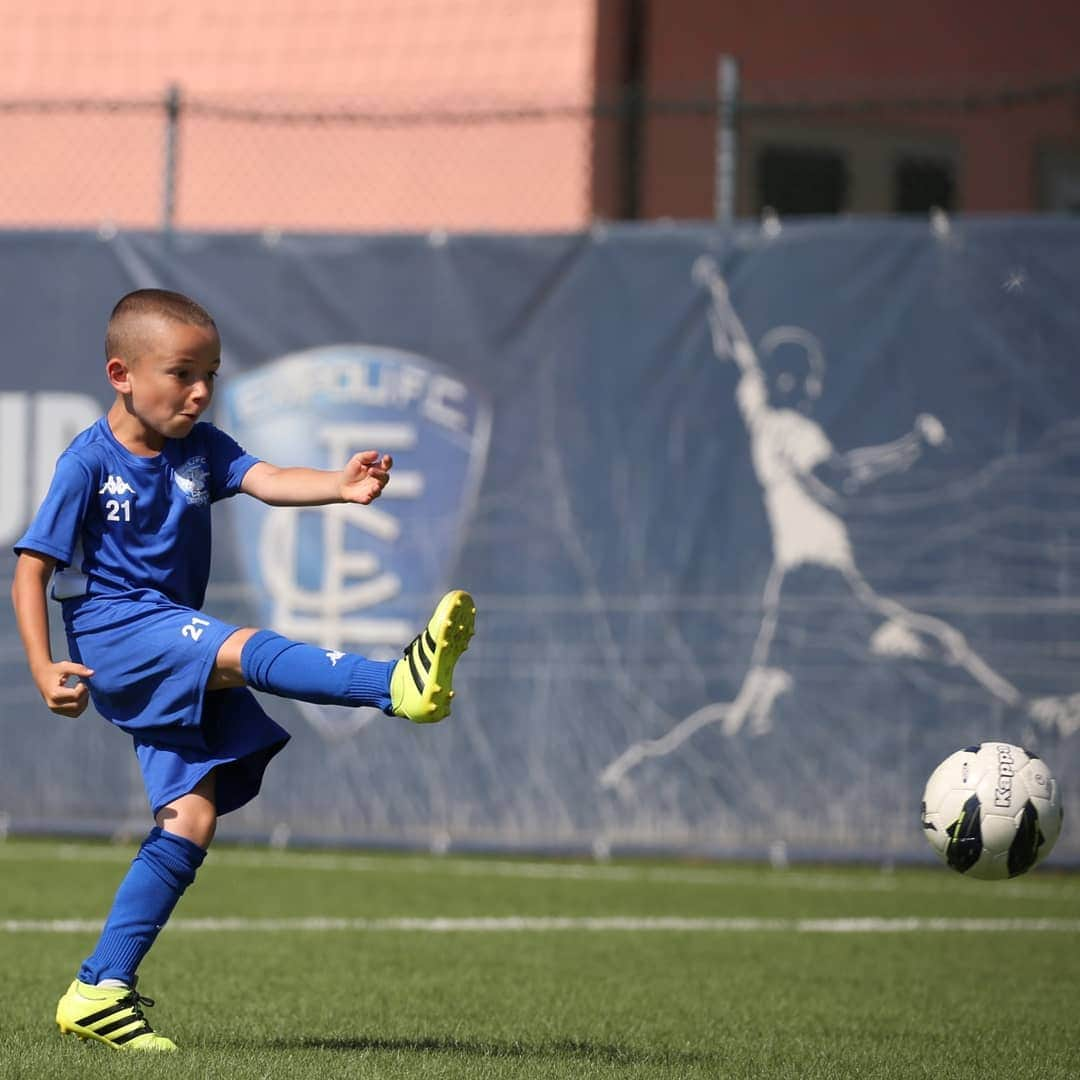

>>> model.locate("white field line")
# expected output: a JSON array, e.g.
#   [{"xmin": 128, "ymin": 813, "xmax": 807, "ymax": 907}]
[
  {"xmin": 1, "ymin": 842, "xmax": 1077, "ymax": 900},
  {"xmin": 2, "ymin": 916, "xmax": 1079, "ymax": 935}
]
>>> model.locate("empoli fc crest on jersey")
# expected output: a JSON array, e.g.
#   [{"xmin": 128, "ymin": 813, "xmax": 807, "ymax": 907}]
[{"xmin": 218, "ymin": 345, "xmax": 490, "ymax": 738}]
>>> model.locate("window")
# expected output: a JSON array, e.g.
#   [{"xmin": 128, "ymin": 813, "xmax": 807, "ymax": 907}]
[
  {"xmin": 756, "ymin": 145, "xmax": 849, "ymax": 216},
  {"xmin": 1038, "ymin": 146, "xmax": 1080, "ymax": 212},
  {"xmin": 893, "ymin": 156, "xmax": 955, "ymax": 213}
]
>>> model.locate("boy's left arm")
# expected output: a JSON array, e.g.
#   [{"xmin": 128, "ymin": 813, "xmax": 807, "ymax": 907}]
[{"xmin": 240, "ymin": 450, "xmax": 392, "ymax": 507}]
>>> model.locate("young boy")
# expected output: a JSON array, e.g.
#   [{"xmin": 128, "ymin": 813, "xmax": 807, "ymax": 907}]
[{"xmin": 10, "ymin": 288, "xmax": 476, "ymax": 1052}]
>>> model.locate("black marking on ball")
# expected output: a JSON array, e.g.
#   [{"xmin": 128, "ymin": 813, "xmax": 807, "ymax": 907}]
[
  {"xmin": 945, "ymin": 794, "xmax": 983, "ymax": 874},
  {"xmin": 1006, "ymin": 800, "xmax": 1045, "ymax": 879}
]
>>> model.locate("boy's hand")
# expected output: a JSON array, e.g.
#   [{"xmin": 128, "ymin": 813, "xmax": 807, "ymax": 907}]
[
  {"xmin": 340, "ymin": 451, "xmax": 392, "ymax": 505},
  {"xmin": 34, "ymin": 661, "xmax": 94, "ymax": 718}
]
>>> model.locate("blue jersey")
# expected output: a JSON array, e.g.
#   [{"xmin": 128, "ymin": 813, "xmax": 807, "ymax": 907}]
[{"xmin": 15, "ymin": 416, "xmax": 259, "ymax": 610}]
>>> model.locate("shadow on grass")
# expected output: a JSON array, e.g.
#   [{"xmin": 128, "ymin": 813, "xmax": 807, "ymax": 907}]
[{"xmin": 223, "ymin": 1033, "xmax": 722, "ymax": 1068}]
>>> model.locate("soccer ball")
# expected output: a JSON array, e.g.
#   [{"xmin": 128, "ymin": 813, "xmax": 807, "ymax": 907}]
[{"xmin": 920, "ymin": 742, "xmax": 1063, "ymax": 880}]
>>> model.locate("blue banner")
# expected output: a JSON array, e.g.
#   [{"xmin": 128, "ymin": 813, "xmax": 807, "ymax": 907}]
[{"xmin": 1, "ymin": 220, "xmax": 1077, "ymax": 861}]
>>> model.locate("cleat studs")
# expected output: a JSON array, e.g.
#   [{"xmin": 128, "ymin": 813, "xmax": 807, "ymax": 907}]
[{"xmin": 448, "ymin": 690, "xmax": 455, "ymax": 699}]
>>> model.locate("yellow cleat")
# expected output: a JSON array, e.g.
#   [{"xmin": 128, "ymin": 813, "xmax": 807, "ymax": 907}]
[
  {"xmin": 56, "ymin": 980, "xmax": 177, "ymax": 1052},
  {"xmin": 390, "ymin": 590, "xmax": 476, "ymax": 723}
]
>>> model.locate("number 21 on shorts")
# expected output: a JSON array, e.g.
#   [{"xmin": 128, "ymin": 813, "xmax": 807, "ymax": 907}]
[{"xmin": 182, "ymin": 616, "xmax": 211, "ymax": 642}]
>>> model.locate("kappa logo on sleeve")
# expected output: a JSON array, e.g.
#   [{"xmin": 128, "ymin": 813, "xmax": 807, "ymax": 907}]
[{"xmin": 218, "ymin": 344, "xmax": 491, "ymax": 739}]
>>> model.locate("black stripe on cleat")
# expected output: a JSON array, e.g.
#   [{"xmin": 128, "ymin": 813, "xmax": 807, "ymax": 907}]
[
  {"xmin": 97, "ymin": 1016, "xmax": 148, "ymax": 1037},
  {"xmin": 407, "ymin": 643, "xmax": 425, "ymax": 693},
  {"xmin": 416, "ymin": 636, "xmax": 432, "ymax": 672},
  {"xmin": 113, "ymin": 1026, "xmax": 153, "ymax": 1044},
  {"xmin": 76, "ymin": 1003, "xmax": 128, "ymax": 1027}
]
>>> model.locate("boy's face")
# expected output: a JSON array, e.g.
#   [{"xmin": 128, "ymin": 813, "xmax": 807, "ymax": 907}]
[{"xmin": 113, "ymin": 319, "xmax": 221, "ymax": 441}]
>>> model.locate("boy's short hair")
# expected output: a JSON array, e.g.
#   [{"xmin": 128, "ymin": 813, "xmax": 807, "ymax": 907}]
[{"xmin": 105, "ymin": 289, "xmax": 218, "ymax": 363}]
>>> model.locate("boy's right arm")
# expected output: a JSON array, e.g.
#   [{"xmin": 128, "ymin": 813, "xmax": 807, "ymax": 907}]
[{"xmin": 10, "ymin": 552, "xmax": 94, "ymax": 717}]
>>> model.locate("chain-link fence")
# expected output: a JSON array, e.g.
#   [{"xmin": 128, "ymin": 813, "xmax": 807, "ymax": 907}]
[
  {"xmin": 0, "ymin": 75, "xmax": 1077, "ymax": 233},
  {"xmin": 0, "ymin": 93, "xmax": 596, "ymax": 233}
]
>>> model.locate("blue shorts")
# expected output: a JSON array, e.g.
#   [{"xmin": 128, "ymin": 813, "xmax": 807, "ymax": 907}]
[{"xmin": 64, "ymin": 589, "xmax": 289, "ymax": 817}]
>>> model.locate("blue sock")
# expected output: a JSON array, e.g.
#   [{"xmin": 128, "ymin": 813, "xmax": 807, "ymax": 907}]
[
  {"xmin": 241, "ymin": 630, "xmax": 394, "ymax": 712},
  {"xmin": 78, "ymin": 827, "xmax": 206, "ymax": 986}
]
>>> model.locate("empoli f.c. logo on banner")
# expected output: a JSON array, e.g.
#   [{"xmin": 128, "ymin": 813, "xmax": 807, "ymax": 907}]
[{"xmin": 217, "ymin": 345, "xmax": 491, "ymax": 739}]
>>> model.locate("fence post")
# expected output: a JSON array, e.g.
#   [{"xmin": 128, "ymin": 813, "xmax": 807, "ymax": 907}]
[
  {"xmin": 714, "ymin": 54, "xmax": 740, "ymax": 223},
  {"xmin": 162, "ymin": 84, "xmax": 181, "ymax": 234}
]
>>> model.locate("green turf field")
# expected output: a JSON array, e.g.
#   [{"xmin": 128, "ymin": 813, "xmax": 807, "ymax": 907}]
[{"xmin": 1, "ymin": 840, "xmax": 1077, "ymax": 1079}]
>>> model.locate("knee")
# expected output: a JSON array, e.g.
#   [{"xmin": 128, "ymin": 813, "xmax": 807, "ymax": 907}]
[
  {"xmin": 209, "ymin": 626, "xmax": 260, "ymax": 690},
  {"xmin": 220, "ymin": 626, "xmax": 260, "ymax": 672},
  {"xmin": 189, "ymin": 807, "xmax": 217, "ymax": 849},
  {"xmin": 155, "ymin": 772, "xmax": 218, "ymax": 849},
  {"xmin": 157, "ymin": 801, "xmax": 217, "ymax": 849}
]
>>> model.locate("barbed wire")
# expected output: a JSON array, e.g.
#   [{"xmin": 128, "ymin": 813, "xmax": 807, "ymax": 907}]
[
  {"xmin": 740, "ymin": 75, "xmax": 1080, "ymax": 116},
  {"xmin": 0, "ymin": 98, "xmax": 160, "ymax": 114},
  {"xmin": 0, "ymin": 71, "xmax": 1076, "ymax": 123}
]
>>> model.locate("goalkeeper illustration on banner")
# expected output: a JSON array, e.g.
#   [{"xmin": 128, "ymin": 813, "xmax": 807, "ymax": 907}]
[{"xmin": 600, "ymin": 257, "xmax": 1080, "ymax": 790}]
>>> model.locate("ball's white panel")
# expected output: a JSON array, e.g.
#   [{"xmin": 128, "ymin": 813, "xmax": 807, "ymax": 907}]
[
  {"xmin": 922, "ymin": 749, "xmax": 978, "ymax": 811},
  {"xmin": 966, "ymin": 850, "xmax": 1009, "ymax": 881},
  {"xmin": 978, "ymin": 810, "xmax": 1016, "ymax": 856},
  {"xmin": 1021, "ymin": 757, "xmax": 1054, "ymax": 802}
]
